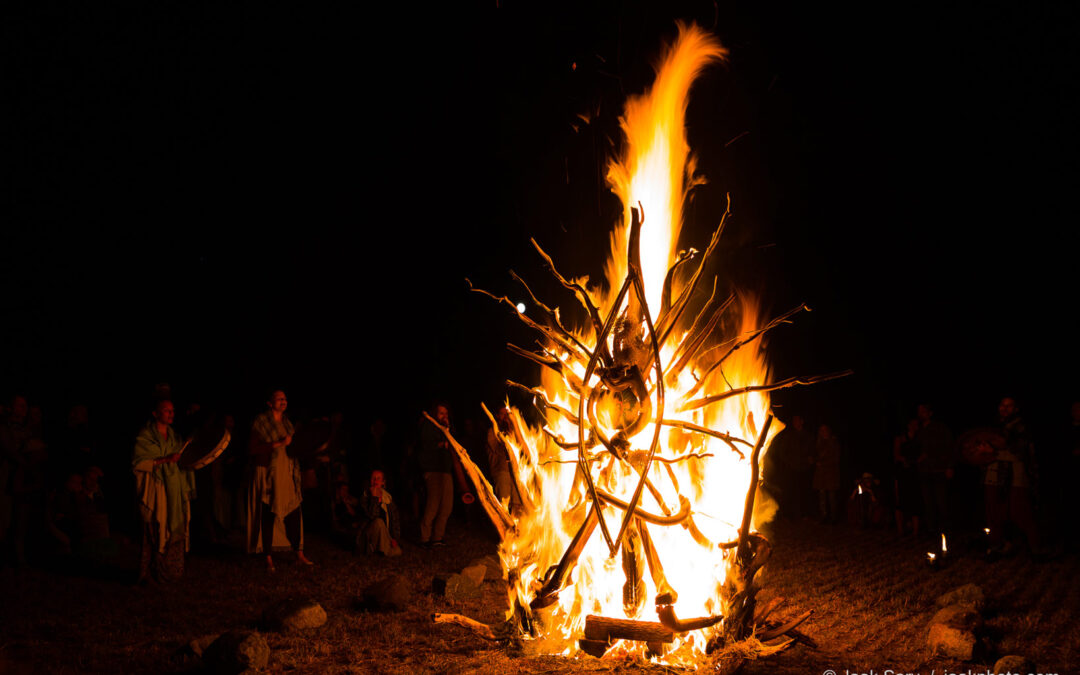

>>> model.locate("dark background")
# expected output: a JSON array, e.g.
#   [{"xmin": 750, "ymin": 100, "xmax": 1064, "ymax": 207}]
[{"xmin": 4, "ymin": 1, "xmax": 1077, "ymax": 464}]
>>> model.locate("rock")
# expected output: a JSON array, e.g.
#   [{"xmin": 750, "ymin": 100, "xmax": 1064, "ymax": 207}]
[
  {"xmin": 358, "ymin": 574, "xmax": 412, "ymax": 612},
  {"xmin": 261, "ymin": 598, "xmax": 328, "ymax": 632},
  {"xmin": 189, "ymin": 633, "xmax": 220, "ymax": 657},
  {"xmin": 202, "ymin": 630, "xmax": 270, "ymax": 674},
  {"xmin": 927, "ymin": 623, "xmax": 976, "ymax": 660},
  {"xmin": 467, "ymin": 555, "xmax": 503, "ymax": 581},
  {"xmin": 443, "ymin": 573, "xmax": 482, "ymax": 601},
  {"xmin": 460, "ymin": 564, "xmax": 487, "ymax": 587},
  {"xmin": 935, "ymin": 583, "xmax": 986, "ymax": 610},
  {"xmin": 929, "ymin": 604, "xmax": 983, "ymax": 632},
  {"xmin": 994, "ymin": 655, "xmax": 1036, "ymax": 674}
]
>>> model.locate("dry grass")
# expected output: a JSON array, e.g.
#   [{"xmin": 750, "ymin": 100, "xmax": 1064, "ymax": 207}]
[{"xmin": 2, "ymin": 519, "xmax": 1077, "ymax": 674}]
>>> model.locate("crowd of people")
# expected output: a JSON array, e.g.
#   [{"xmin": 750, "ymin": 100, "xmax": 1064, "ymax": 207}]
[
  {"xmin": 2, "ymin": 387, "xmax": 1078, "ymax": 582},
  {"xmin": 0, "ymin": 386, "xmax": 523, "ymax": 583},
  {"xmin": 763, "ymin": 397, "xmax": 1080, "ymax": 560}
]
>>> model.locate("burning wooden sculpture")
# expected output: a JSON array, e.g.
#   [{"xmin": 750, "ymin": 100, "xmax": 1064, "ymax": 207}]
[{"xmin": 431, "ymin": 24, "xmax": 849, "ymax": 669}]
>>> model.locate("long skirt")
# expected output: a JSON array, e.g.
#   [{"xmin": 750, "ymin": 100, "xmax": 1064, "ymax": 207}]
[{"xmin": 140, "ymin": 523, "xmax": 185, "ymax": 583}]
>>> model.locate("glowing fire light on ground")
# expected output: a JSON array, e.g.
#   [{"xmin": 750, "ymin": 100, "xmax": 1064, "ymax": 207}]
[{"xmin": 432, "ymin": 22, "xmax": 850, "ymax": 669}]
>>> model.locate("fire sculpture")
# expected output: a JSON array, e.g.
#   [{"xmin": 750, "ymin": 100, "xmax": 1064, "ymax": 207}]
[{"xmin": 431, "ymin": 23, "xmax": 850, "ymax": 669}]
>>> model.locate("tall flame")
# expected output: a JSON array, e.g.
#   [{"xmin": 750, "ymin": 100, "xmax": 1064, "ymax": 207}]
[
  {"xmin": 497, "ymin": 24, "xmax": 775, "ymax": 666},
  {"xmin": 604, "ymin": 23, "xmax": 727, "ymax": 313}
]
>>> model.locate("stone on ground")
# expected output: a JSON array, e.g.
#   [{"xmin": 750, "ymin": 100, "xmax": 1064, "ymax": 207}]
[
  {"xmin": 202, "ymin": 630, "xmax": 270, "ymax": 674},
  {"xmin": 927, "ymin": 623, "xmax": 976, "ymax": 659},
  {"xmin": 993, "ymin": 655, "xmax": 1036, "ymax": 674},
  {"xmin": 261, "ymin": 598, "xmax": 328, "ymax": 632},
  {"xmin": 460, "ymin": 564, "xmax": 487, "ymax": 587},
  {"xmin": 929, "ymin": 604, "xmax": 984, "ymax": 632},
  {"xmin": 935, "ymin": 583, "xmax": 986, "ymax": 610},
  {"xmin": 359, "ymin": 574, "xmax": 412, "ymax": 612},
  {"xmin": 467, "ymin": 555, "xmax": 503, "ymax": 581}
]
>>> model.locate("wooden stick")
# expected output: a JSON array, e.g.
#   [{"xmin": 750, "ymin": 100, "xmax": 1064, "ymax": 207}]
[
  {"xmin": 505, "ymin": 344, "xmax": 585, "ymax": 389},
  {"xmin": 584, "ymin": 615, "xmax": 674, "ymax": 643},
  {"xmin": 531, "ymin": 506, "xmax": 599, "ymax": 610},
  {"xmin": 506, "ymin": 380, "xmax": 581, "ymax": 425},
  {"xmin": 659, "ymin": 418, "xmax": 749, "ymax": 459},
  {"xmin": 757, "ymin": 610, "xmax": 813, "ymax": 642},
  {"xmin": 531, "ymin": 237, "xmax": 611, "ymax": 365},
  {"xmin": 608, "ymin": 268, "xmax": 665, "ymax": 557},
  {"xmin": 596, "ymin": 490, "xmax": 691, "ymax": 526},
  {"xmin": 655, "ymin": 194, "xmax": 730, "ymax": 346},
  {"xmin": 480, "ymin": 403, "xmax": 536, "ymax": 514},
  {"xmin": 678, "ymin": 370, "xmax": 854, "ymax": 413},
  {"xmin": 659, "ymin": 248, "xmax": 698, "ymax": 320},
  {"xmin": 510, "ymin": 269, "xmax": 592, "ymax": 357},
  {"xmin": 432, "ymin": 613, "xmax": 503, "ymax": 641},
  {"xmin": 736, "ymin": 415, "xmax": 773, "ymax": 563},
  {"xmin": 423, "ymin": 413, "xmax": 513, "ymax": 540},
  {"xmin": 577, "ymin": 274, "xmax": 635, "ymax": 554},
  {"xmin": 686, "ymin": 302, "xmax": 811, "ymax": 400},
  {"xmin": 665, "ymin": 289, "xmax": 735, "ymax": 385},
  {"xmin": 467, "ymin": 278, "xmax": 587, "ymax": 362}
]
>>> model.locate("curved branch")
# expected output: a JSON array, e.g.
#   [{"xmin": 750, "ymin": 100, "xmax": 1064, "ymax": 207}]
[
  {"xmin": 595, "ymin": 491, "xmax": 691, "ymax": 526},
  {"xmin": 678, "ymin": 370, "xmax": 854, "ymax": 413},
  {"xmin": 686, "ymin": 302, "xmax": 811, "ymax": 399}
]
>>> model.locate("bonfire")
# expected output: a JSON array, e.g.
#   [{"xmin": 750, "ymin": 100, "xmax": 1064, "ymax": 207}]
[{"xmin": 428, "ymin": 23, "xmax": 850, "ymax": 670}]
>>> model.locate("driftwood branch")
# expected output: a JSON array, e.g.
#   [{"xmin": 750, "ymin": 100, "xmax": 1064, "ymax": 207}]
[
  {"xmin": 506, "ymin": 380, "xmax": 580, "ymax": 425},
  {"xmin": 679, "ymin": 370, "xmax": 854, "ymax": 413},
  {"xmin": 659, "ymin": 248, "xmax": 698, "ymax": 320},
  {"xmin": 532, "ymin": 237, "xmax": 611, "ymax": 365},
  {"xmin": 584, "ymin": 615, "xmax": 674, "ymax": 643},
  {"xmin": 665, "ymin": 287, "xmax": 735, "ymax": 385},
  {"xmin": 655, "ymin": 194, "xmax": 731, "ymax": 346},
  {"xmin": 531, "ymin": 506, "xmax": 599, "ymax": 610},
  {"xmin": 432, "ymin": 613, "xmax": 507, "ymax": 641},
  {"xmin": 686, "ymin": 302, "xmax": 811, "ymax": 399},
  {"xmin": 506, "ymin": 344, "xmax": 585, "ymax": 389},
  {"xmin": 480, "ymin": 403, "xmax": 536, "ymax": 515},
  {"xmin": 423, "ymin": 413, "xmax": 514, "ymax": 540},
  {"xmin": 467, "ymin": 278, "xmax": 587, "ymax": 362},
  {"xmin": 608, "ymin": 267, "xmax": 666, "ymax": 557},
  {"xmin": 510, "ymin": 269, "xmax": 592, "ymax": 356},
  {"xmin": 736, "ymin": 414, "xmax": 773, "ymax": 563},
  {"xmin": 660, "ymin": 418, "xmax": 749, "ymax": 459},
  {"xmin": 757, "ymin": 610, "xmax": 813, "ymax": 643},
  {"xmin": 596, "ymin": 491, "xmax": 691, "ymax": 526}
]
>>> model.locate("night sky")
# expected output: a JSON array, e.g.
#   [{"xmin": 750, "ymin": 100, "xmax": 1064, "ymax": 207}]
[{"xmin": 5, "ymin": 2, "xmax": 1077, "ymax": 463}]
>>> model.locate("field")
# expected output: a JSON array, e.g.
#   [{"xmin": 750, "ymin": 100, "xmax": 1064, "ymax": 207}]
[{"xmin": 2, "ymin": 519, "xmax": 1077, "ymax": 674}]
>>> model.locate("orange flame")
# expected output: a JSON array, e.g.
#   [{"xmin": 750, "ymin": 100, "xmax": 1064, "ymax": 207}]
[{"xmin": 498, "ymin": 24, "xmax": 776, "ymax": 665}]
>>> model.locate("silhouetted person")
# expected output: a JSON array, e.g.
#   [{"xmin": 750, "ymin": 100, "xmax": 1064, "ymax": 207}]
[
  {"xmin": 133, "ymin": 399, "xmax": 195, "ymax": 583},
  {"xmin": 764, "ymin": 414, "xmax": 815, "ymax": 520},
  {"xmin": 485, "ymin": 407, "xmax": 520, "ymax": 514},
  {"xmin": 417, "ymin": 403, "xmax": 469, "ymax": 548},
  {"xmin": 812, "ymin": 424, "xmax": 842, "ymax": 523},
  {"xmin": 893, "ymin": 418, "xmax": 921, "ymax": 537},
  {"xmin": 359, "ymin": 469, "xmax": 401, "ymax": 556},
  {"xmin": 983, "ymin": 397, "xmax": 1039, "ymax": 555},
  {"xmin": 2, "ymin": 394, "xmax": 48, "ymax": 566},
  {"xmin": 247, "ymin": 390, "xmax": 313, "ymax": 571},
  {"xmin": 915, "ymin": 403, "xmax": 956, "ymax": 536}
]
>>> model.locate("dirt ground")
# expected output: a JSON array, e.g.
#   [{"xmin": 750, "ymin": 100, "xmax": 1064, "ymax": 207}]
[{"xmin": 2, "ymin": 518, "xmax": 1077, "ymax": 674}]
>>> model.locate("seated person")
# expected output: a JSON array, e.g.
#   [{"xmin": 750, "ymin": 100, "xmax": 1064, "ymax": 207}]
[{"xmin": 359, "ymin": 470, "xmax": 401, "ymax": 557}]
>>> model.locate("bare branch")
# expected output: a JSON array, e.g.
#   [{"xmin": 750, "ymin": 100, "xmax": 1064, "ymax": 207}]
[
  {"xmin": 686, "ymin": 302, "xmax": 811, "ymax": 399},
  {"xmin": 678, "ymin": 370, "xmax": 854, "ymax": 413}
]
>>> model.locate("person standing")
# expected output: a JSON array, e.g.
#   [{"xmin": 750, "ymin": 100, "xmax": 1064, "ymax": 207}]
[
  {"xmin": 417, "ymin": 403, "xmax": 468, "ymax": 548},
  {"xmin": 915, "ymin": 403, "xmax": 956, "ymax": 536},
  {"xmin": 247, "ymin": 390, "xmax": 313, "ymax": 571},
  {"xmin": 812, "ymin": 424, "xmax": 842, "ymax": 523},
  {"xmin": 132, "ymin": 399, "xmax": 195, "ymax": 583}
]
